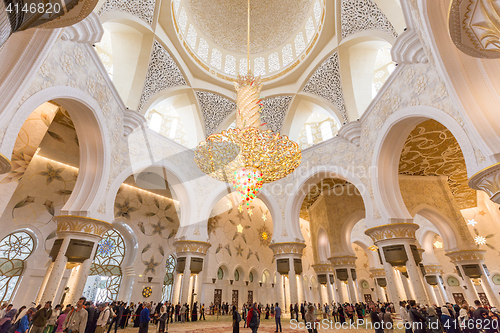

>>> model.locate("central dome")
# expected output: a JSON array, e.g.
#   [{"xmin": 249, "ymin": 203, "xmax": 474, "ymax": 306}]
[{"xmin": 185, "ymin": 0, "xmax": 312, "ymax": 54}]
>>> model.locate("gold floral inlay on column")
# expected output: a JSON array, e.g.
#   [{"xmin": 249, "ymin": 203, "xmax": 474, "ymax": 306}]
[
  {"xmin": 365, "ymin": 223, "xmax": 419, "ymax": 243},
  {"xmin": 55, "ymin": 215, "xmax": 112, "ymax": 238}
]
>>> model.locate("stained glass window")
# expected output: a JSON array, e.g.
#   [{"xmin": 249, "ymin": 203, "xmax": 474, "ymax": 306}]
[
  {"xmin": 162, "ymin": 255, "xmax": 176, "ymax": 302},
  {"xmin": 198, "ymin": 38, "xmax": 209, "ymax": 61},
  {"xmin": 305, "ymin": 17, "xmax": 315, "ymax": 41},
  {"xmin": 234, "ymin": 270, "xmax": 240, "ymax": 281},
  {"xmin": 186, "ymin": 25, "xmax": 197, "ymax": 48},
  {"xmin": 268, "ymin": 52, "xmax": 280, "ymax": 73},
  {"xmin": 211, "ymin": 49, "xmax": 222, "ymax": 69},
  {"xmin": 254, "ymin": 57, "xmax": 265, "ymax": 76},
  {"xmin": 178, "ymin": 7, "xmax": 188, "ymax": 34},
  {"xmin": 249, "ymin": 272, "xmax": 253, "ymax": 282},
  {"xmin": 84, "ymin": 229, "xmax": 125, "ymax": 303},
  {"xmin": 0, "ymin": 232, "xmax": 34, "ymax": 303},
  {"xmin": 282, "ymin": 44, "xmax": 293, "ymax": 66},
  {"xmin": 295, "ymin": 32, "xmax": 306, "ymax": 55},
  {"xmin": 224, "ymin": 55, "xmax": 236, "ymax": 75}
]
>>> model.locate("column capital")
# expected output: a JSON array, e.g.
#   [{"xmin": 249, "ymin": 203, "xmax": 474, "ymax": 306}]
[
  {"xmin": 0, "ymin": 153, "xmax": 11, "ymax": 174},
  {"xmin": 469, "ymin": 162, "xmax": 500, "ymax": 204},
  {"xmin": 269, "ymin": 242, "xmax": 306, "ymax": 256},
  {"xmin": 424, "ymin": 265, "xmax": 443, "ymax": 275},
  {"xmin": 173, "ymin": 240, "xmax": 211, "ymax": 256},
  {"xmin": 445, "ymin": 250, "xmax": 486, "ymax": 263},
  {"xmin": 369, "ymin": 268, "xmax": 386, "ymax": 277},
  {"xmin": 365, "ymin": 223, "xmax": 419, "ymax": 244},
  {"xmin": 328, "ymin": 256, "xmax": 357, "ymax": 267},
  {"xmin": 312, "ymin": 264, "xmax": 334, "ymax": 273},
  {"xmin": 55, "ymin": 215, "xmax": 112, "ymax": 239}
]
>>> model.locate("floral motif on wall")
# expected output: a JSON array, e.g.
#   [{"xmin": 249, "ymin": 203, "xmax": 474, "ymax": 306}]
[
  {"xmin": 114, "ymin": 184, "xmax": 179, "ymax": 275},
  {"xmin": 399, "ymin": 119, "xmax": 476, "ymax": 209}
]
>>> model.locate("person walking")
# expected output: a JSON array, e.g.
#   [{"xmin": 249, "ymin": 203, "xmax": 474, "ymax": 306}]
[
  {"xmin": 55, "ymin": 307, "xmax": 70, "ymax": 333},
  {"xmin": 15, "ymin": 307, "xmax": 35, "ymax": 333},
  {"xmin": 274, "ymin": 303, "xmax": 282, "ymax": 333},
  {"xmin": 138, "ymin": 303, "xmax": 150, "ymax": 333},
  {"xmin": 31, "ymin": 302, "xmax": 53, "ymax": 333},
  {"xmin": 200, "ymin": 304, "xmax": 205, "ymax": 320},
  {"xmin": 64, "ymin": 298, "xmax": 88, "ymax": 333},
  {"xmin": 95, "ymin": 303, "xmax": 111, "ymax": 333},
  {"xmin": 305, "ymin": 305, "xmax": 319, "ymax": 333},
  {"xmin": 232, "ymin": 306, "xmax": 241, "ymax": 333},
  {"xmin": 46, "ymin": 305, "xmax": 61, "ymax": 333},
  {"xmin": 246, "ymin": 303, "xmax": 260, "ymax": 333}
]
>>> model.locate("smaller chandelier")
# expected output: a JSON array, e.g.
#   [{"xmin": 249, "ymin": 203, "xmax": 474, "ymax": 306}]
[{"xmin": 368, "ymin": 245, "xmax": 379, "ymax": 252}]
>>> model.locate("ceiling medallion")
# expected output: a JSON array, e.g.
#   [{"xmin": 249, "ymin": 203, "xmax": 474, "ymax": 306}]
[{"xmin": 194, "ymin": 0, "xmax": 301, "ymax": 208}]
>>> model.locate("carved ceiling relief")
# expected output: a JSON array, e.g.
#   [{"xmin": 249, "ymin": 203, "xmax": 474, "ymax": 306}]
[
  {"xmin": 98, "ymin": 0, "xmax": 156, "ymax": 25},
  {"xmin": 195, "ymin": 91, "xmax": 236, "ymax": 137},
  {"xmin": 300, "ymin": 178, "xmax": 349, "ymax": 220},
  {"xmin": 340, "ymin": 0, "xmax": 398, "ymax": 39},
  {"xmin": 185, "ymin": 0, "xmax": 312, "ymax": 54},
  {"xmin": 399, "ymin": 119, "xmax": 476, "ymax": 209},
  {"xmin": 449, "ymin": 0, "xmax": 500, "ymax": 58},
  {"xmin": 302, "ymin": 52, "xmax": 348, "ymax": 123},
  {"xmin": 138, "ymin": 41, "xmax": 188, "ymax": 112}
]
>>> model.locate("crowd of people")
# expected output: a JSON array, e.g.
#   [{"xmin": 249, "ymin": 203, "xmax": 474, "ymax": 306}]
[{"xmin": 3, "ymin": 296, "xmax": 500, "ymax": 333}]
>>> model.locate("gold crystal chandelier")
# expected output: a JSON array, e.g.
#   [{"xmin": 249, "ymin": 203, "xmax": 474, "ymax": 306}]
[{"xmin": 194, "ymin": 0, "xmax": 301, "ymax": 208}]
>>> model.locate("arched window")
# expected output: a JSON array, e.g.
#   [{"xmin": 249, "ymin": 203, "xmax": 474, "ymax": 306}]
[
  {"xmin": 294, "ymin": 32, "xmax": 306, "ymax": 55},
  {"xmin": 282, "ymin": 44, "xmax": 293, "ymax": 66},
  {"xmin": 225, "ymin": 55, "xmax": 236, "ymax": 75},
  {"xmin": 83, "ymin": 229, "xmax": 125, "ymax": 303},
  {"xmin": 239, "ymin": 59, "xmax": 248, "ymax": 75},
  {"xmin": 162, "ymin": 255, "xmax": 176, "ymax": 302},
  {"xmin": 305, "ymin": 17, "xmax": 315, "ymax": 41},
  {"xmin": 0, "ymin": 231, "xmax": 34, "ymax": 302},
  {"xmin": 211, "ymin": 49, "xmax": 222, "ymax": 69},
  {"xmin": 186, "ymin": 25, "xmax": 197, "ymax": 48},
  {"xmin": 320, "ymin": 121, "xmax": 333, "ymax": 141},
  {"xmin": 198, "ymin": 38, "xmax": 209, "ymax": 61},
  {"xmin": 148, "ymin": 113, "xmax": 163, "ymax": 133},
  {"xmin": 254, "ymin": 57, "xmax": 265, "ymax": 76},
  {"xmin": 268, "ymin": 52, "xmax": 280, "ymax": 72}
]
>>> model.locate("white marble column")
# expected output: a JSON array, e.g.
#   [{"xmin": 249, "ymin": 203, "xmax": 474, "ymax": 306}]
[
  {"xmin": 35, "ymin": 261, "xmax": 55, "ymax": 304},
  {"xmin": 399, "ymin": 272, "xmax": 413, "ymax": 300},
  {"xmin": 457, "ymin": 264, "xmax": 479, "ymax": 304},
  {"xmin": 403, "ymin": 242, "xmax": 429, "ymax": 305},
  {"xmin": 335, "ymin": 277, "xmax": 344, "ymax": 303},
  {"xmin": 276, "ymin": 272, "xmax": 285, "ymax": 310},
  {"xmin": 66, "ymin": 242, "xmax": 98, "ymax": 305},
  {"xmin": 180, "ymin": 255, "xmax": 192, "ymax": 304},
  {"xmin": 172, "ymin": 272, "xmax": 182, "ymax": 304},
  {"xmin": 347, "ymin": 269, "xmax": 357, "ymax": 303},
  {"xmin": 289, "ymin": 258, "xmax": 298, "ymax": 306},
  {"xmin": 40, "ymin": 237, "xmax": 71, "ymax": 304},
  {"xmin": 327, "ymin": 274, "xmax": 335, "ymax": 303},
  {"xmin": 436, "ymin": 277, "xmax": 449, "ymax": 303},
  {"xmin": 425, "ymin": 282, "xmax": 439, "ymax": 305},
  {"xmin": 479, "ymin": 264, "xmax": 500, "ymax": 307}
]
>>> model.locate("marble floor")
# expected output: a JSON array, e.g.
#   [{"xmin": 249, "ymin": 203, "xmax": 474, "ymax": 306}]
[{"xmin": 120, "ymin": 315, "xmax": 405, "ymax": 333}]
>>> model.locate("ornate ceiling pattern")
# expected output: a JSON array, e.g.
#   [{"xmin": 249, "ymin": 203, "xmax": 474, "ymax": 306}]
[
  {"xmin": 302, "ymin": 52, "xmax": 348, "ymax": 123},
  {"xmin": 260, "ymin": 96, "xmax": 293, "ymax": 133},
  {"xmin": 98, "ymin": 0, "xmax": 156, "ymax": 25},
  {"xmin": 138, "ymin": 41, "xmax": 187, "ymax": 112},
  {"xmin": 398, "ymin": 119, "xmax": 476, "ymax": 209},
  {"xmin": 340, "ymin": 0, "xmax": 398, "ymax": 39},
  {"xmin": 184, "ymin": 0, "xmax": 312, "ymax": 54},
  {"xmin": 195, "ymin": 90, "xmax": 236, "ymax": 137},
  {"xmin": 300, "ymin": 178, "xmax": 349, "ymax": 220}
]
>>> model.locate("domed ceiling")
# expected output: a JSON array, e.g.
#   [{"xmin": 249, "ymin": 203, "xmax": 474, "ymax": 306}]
[{"xmin": 185, "ymin": 0, "xmax": 313, "ymax": 54}]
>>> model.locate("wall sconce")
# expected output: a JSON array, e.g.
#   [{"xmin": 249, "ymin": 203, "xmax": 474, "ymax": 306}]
[
  {"xmin": 259, "ymin": 282, "xmax": 263, "ymax": 287},
  {"xmin": 371, "ymin": 288, "xmax": 374, "ymax": 292},
  {"xmin": 230, "ymin": 280, "xmax": 234, "ymax": 285},
  {"xmin": 246, "ymin": 281, "xmax": 249, "ymax": 286},
  {"xmin": 148, "ymin": 277, "xmax": 153, "ymax": 283},
  {"xmin": 212, "ymin": 278, "xmax": 216, "ymax": 284},
  {"xmin": 271, "ymin": 283, "xmax": 274, "ymax": 288}
]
